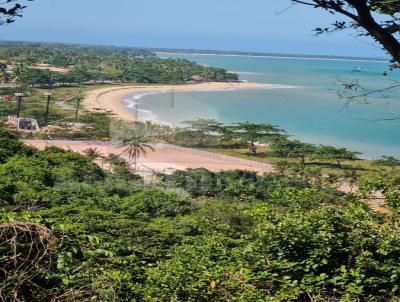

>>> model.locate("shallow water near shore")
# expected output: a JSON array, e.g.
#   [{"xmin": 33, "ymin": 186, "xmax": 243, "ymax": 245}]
[{"xmin": 126, "ymin": 53, "xmax": 400, "ymax": 158}]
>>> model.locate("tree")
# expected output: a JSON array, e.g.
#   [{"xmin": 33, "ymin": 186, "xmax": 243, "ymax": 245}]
[
  {"xmin": 181, "ymin": 119, "xmax": 223, "ymax": 147},
  {"xmin": 83, "ymin": 147, "xmax": 104, "ymax": 162},
  {"xmin": 12, "ymin": 62, "xmax": 28, "ymax": 89},
  {"xmin": 275, "ymin": 160, "xmax": 293, "ymax": 176},
  {"xmin": 342, "ymin": 169, "xmax": 360, "ymax": 192},
  {"xmin": 0, "ymin": 128, "xmax": 32, "ymax": 163},
  {"xmin": 121, "ymin": 135, "xmax": 155, "ymax": 172},
  {"xmin": 373, "ymin": 155, "xmax": 400, "ymax": 171},
  {"xmin": 305, "ymin": 166, "xmax": 323, "ymax": 186},
  {"xmin": 271, "ymin": 138, "xmax": 317, "ymax": 167},
  {"xmin": 291, "ymin": 0, "xmax": 400, "ymax": 65},
  {"xmin": 315, "ymin": 145, "xmax": 361, "ymax": 167},
  {"xmin": 0, "ymin": 1, "xmax": 33, "ymax": 26},
  {"xmin": 103, "ymin": 153, "xmax": 124, "ymax": 170},
  {"xmin": 0, "ymin": 63, "xmax": 8, "ymax": 83},
  {"xmin": 291, "ymin": 1, "xmax": 400, "ymax": 103},
  {"xmin": 226, "ymin": 122, "xmax": 286, "ymax": 156}
]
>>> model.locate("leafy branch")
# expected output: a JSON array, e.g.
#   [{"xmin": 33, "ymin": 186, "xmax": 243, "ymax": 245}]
[{"xmin": 0, "ymin": 0, "xmax": 33, "ymax": 25}]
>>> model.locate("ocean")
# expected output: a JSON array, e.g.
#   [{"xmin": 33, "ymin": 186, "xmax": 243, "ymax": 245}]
[{"xmin": 124, "ymin": 52, "xmax": 400, "ymax": 158}]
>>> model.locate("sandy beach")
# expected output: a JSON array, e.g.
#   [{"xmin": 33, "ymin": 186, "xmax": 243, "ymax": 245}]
[
  {"xmin": 25, "ymin": 140, "xmax": 274, "ymax": 174},
  {"xmin": 83, "ymin": 82, "xmax": 291, "ymax": 122}
]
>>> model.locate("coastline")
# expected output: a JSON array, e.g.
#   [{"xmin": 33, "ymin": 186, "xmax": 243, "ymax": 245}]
[
  {"xmin": 156, "ymin": 52, "xmax": 389, "ymax": 64},
  {"xmin": 83, "ymin": 82, "xmax": 293, "ymax": 123}
]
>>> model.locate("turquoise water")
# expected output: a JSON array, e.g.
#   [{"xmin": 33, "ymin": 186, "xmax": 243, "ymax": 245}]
[{"xmin": 126, "ymin": 53, "xmax": 400, "ymax": 158}]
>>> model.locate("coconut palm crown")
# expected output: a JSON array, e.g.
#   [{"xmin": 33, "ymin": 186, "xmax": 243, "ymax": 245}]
[{"xmin": 121, "ymin": 135, "xmax": 155, "ymax": 171}]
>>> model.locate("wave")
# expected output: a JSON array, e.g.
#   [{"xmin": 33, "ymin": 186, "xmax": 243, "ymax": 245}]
[
  {"xmin": 233, "ymin": 71, "xmax": 264, "ymax": 75},
  {"xmin": 158, "ymin": 52, "xmax": 389, "ymax": 64},
  {"xmin": 122, "ymin": 84, "xmax": 298, "ymax": 126}
]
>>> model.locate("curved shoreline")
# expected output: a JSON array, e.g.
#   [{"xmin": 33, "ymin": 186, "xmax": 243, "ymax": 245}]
[{"xmin": 83, "ymin": 82, "xmax": 294, "ymax": 123}]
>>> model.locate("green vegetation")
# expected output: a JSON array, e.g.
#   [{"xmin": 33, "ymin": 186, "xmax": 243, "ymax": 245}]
[
  {"xmin": 0, "ymin": 41, "xmax": 238, "ymax": 85},
  {"xmin": 0, "ymin": 42, "xmax": 238, "ymax": 141},
  {"xmin": 2, "ymin": 1, "xmax": 400, "ymax": 300},
  {"xmin": 0, "ymin": 85, "xmax": 112, "ymax": 137},
  {"xmin": 373, "ymin": 156, "xmax": 400, "ymax": 171},
  {"xmin": 176, "ymin": 119, "xmax": 362, "ymax": 166},
  {"xmin": 2, "ymin": 129, "xmax": 400, "ymax": 301},
  {"xmin": 0, "ymin": 42, "xmax": 395, "ymax": 302},
  {"xmin": 0, "ymin": 83, "xmax": 175, "ymax": 141},
  {"xmin": 175, "ymin": 120, "xmax": 286, "ymax": 151},
  {"xmin": 271, "ymin": 139, "xmax": 318, "ymax": 167},
  {"xmin": 121, "ymin": 134, "xmax": 155, "ymax": 171},
  {"xmin": 224, "ymin": 122, "xmax": 286, "ymax": 156},
  {"xmin": 173, "ymin": 119, "xmax": 400, "ymax": 184},
  {"xmin": 201, "ymin": 146, "xmax": 395, "ymax": 179}
]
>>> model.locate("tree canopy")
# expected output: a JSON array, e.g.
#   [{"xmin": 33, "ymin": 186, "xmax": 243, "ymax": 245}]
[
  {"xmin": 2, "ymin": 129, "xmax": 400, "ymax": 301},
  {"xmin": 0, "ymin": 0, "xmax": 32, "ymax": 25},
  {"xmin": 374, "ymin": 155, "xmax": 400, "ymax": 170},
  {"xmin": 292, "ymin": 0, "xmax": 400, "ymax": 65},
  {"xmin": 0, "ymin": 41, "xmax": 239, "ymax": 85},
  {"xmin": 225, "ymin": 122, "xmax": 286, "ymax": 155},
  {"xmin": 271, "ymin": 138, "xmax": 318, "ymax": 166},
  {"xmin": 315, "ymin": 145, "xmax": 361, "ymax": 167}
]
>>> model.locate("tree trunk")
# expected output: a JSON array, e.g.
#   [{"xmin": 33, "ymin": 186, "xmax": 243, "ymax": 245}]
[
  {"xmin": 249, "ymin": 141, "xmax": 256, "ymax": 156},
  {"xmin": 134, "ymin": 155, "xmax": 137, "ymax": 172},
  {"xmin": 293, "ymin": 0, "xmax": 400, "ymax": 64},
  {"xmin": 349, "ymin": 0, "xmax": 400, "ymax": 64}
]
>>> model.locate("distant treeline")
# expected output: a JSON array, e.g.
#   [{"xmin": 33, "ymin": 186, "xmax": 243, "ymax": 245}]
[
  {"xmin": 152, "ymin": 48, "xmax": 389, "ymax": 62},
  {"xmin": 0, "ymin": 41, "xmax": 238, "ymax": 85}
]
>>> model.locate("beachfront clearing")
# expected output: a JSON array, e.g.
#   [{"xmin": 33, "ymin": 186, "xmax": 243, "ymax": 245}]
[{"xmin": 25, "ymin": 140, "xmax": 274, "ymax": 174}]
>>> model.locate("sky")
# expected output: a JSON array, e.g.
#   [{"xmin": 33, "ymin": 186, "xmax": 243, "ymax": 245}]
[{"xmin": 0, "ymin": 0, "xmax": 388, "ymax": 58}]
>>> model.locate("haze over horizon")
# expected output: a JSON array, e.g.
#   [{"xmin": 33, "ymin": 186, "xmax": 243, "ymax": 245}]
[{"xmin": 0, "ymin": 0, "xmax": 389, "ymax": 59}]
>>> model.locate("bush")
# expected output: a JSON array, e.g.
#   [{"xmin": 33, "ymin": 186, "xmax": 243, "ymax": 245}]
[{"xmin": 0, "ymin": 128, "xmax": 399, "ymax": 301}]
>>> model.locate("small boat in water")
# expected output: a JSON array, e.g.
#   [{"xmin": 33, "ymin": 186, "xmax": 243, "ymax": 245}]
[{"xmin": 351, "ymin": 67, "xmax": 363, "ymax": 73}]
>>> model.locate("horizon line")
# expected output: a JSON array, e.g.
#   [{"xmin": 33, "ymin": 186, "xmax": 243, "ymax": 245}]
[{"xmin": 0, "ymin": 38, "xmax": 390, "ymax": 62}]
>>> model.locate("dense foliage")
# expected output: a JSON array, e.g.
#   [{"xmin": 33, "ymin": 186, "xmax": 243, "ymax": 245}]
[
  {"xmin": 1, "ymin": 129, "xmax": 400, "ymax": 301},
  {"xmin": 0, "ymin": 41, "xmax": 238, "ymax": 85},
  {"xmin": 176, "ymin": 119, "xmax": 361, "ymax": 165}
]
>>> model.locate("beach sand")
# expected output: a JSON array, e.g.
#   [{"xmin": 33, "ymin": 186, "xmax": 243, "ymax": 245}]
[
  {"xmin": 26, "ymin": 140, "xmax": 275, "ymax": 174},
  {"xmin": 83, "ymin": 82, "xmax": 290, "ymax": 122}
]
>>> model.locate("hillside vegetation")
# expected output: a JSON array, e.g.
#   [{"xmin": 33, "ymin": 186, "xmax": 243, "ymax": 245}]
[
  {"xmin": 0, "ymin": 41, "xmax": 238, "ymax": 85},
  {"xmin": 1, "ymin": 129, "xmax": 400, "ymax": 301}
]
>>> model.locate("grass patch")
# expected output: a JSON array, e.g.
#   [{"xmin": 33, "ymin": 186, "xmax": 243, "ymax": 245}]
[
  {"xmin": 200, "ymin": 146, "xmax": 394, "ymax": 177},
  {"xmin": 0, "ymin": 85, "xmax": 118, "ymax": 139}
]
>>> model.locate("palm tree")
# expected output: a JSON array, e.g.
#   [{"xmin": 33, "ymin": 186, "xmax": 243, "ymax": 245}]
[
  {"xmin": 83, "ymin": 147, "xmax": 104, "ymax": 161},
  {"xmin": 342, "ymin": 170, "xmax": 360, "ymax": 193},
  {"xmin": 121, "ymin": 135, "xmax": 155, "ymax": 172},
  {"xmin": 13, "ymin": 62, "xmax": 28, "ymax": 89},
  {"xmin": 103, "ymin": 153, "xmax": 124, "ymax": 170},
  {"xmin": 0, "ymin": 63, "xmax": 8, "ymax": 83}
]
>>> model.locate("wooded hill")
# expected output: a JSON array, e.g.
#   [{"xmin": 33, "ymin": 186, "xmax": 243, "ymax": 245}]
[
  {"xmin": 2, "ymin": 128, "xmax": 400, "ymax": 301},
  {"xmin": 0, "ymin": 41, "xmax": 238, "ymax": 85}
]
